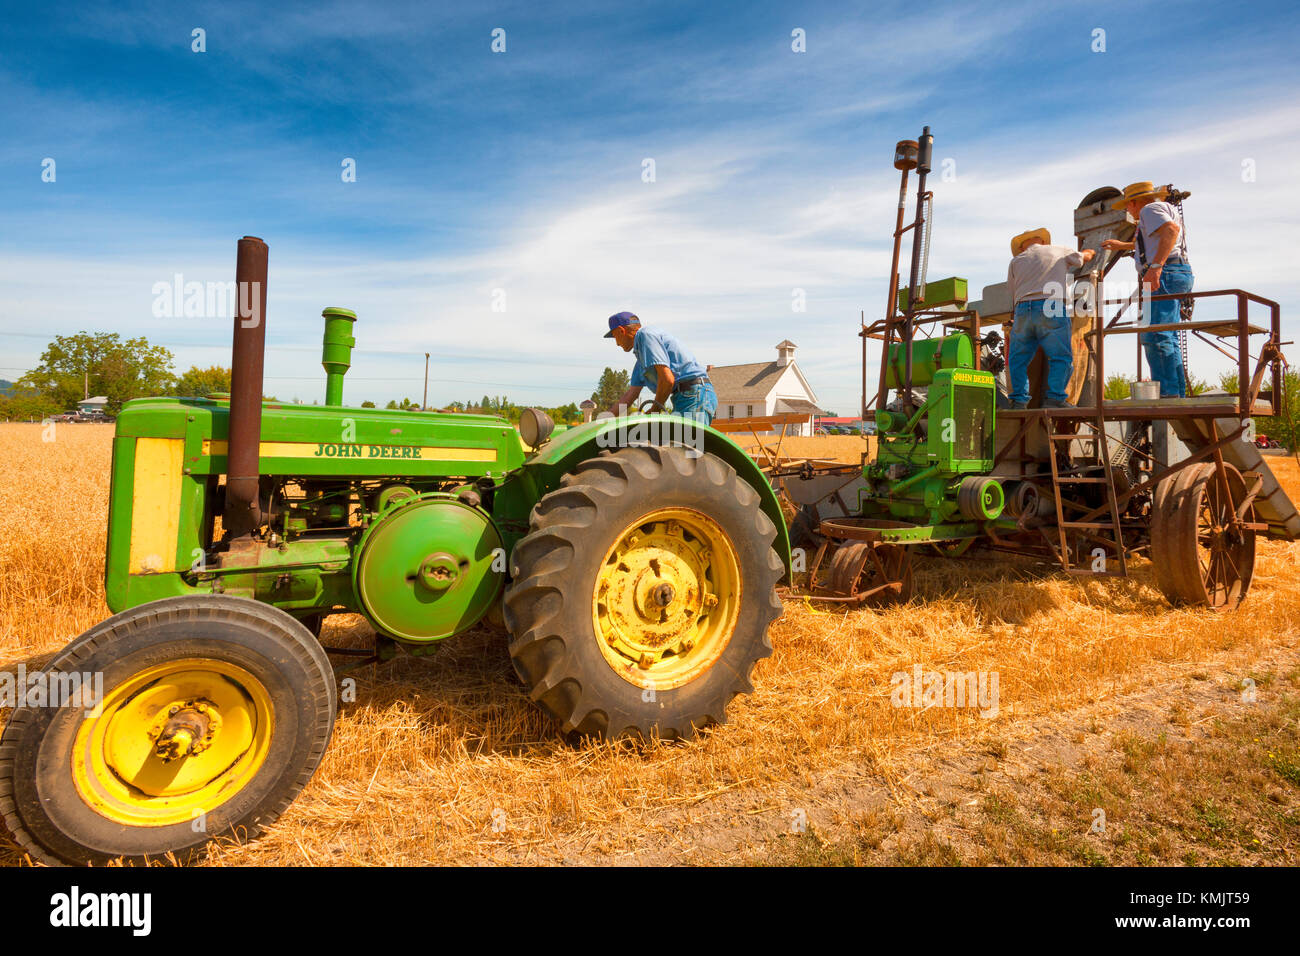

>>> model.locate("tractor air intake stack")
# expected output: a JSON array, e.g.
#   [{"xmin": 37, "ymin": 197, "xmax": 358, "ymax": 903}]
[
  {"xmin": 321, "ymin": 307, "xmax": 356, "ymax": 406},
  {"xmin": 225, "ymin": 236, "xmax": 269, "ymax": 540}
]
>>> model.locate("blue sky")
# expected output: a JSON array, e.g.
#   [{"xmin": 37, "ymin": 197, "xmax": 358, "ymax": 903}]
[{"xmin": 3, "ymin": 0, "xmax": 1299, "ymax": 412}]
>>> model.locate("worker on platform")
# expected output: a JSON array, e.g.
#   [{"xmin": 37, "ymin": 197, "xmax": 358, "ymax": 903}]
[
  {"xmin": 604, "ymin": 312, "xmax": 717, "ymax": 424},
  {"xmin": 1101, "ymin": 182, "xmax": 1194, "ymax": 398},
  {"xmin": 1006, "ymin": 229, "xmax": 1096, "ymax": 409}
]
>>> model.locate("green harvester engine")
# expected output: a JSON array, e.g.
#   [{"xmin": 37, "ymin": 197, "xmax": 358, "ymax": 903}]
[{"xmin": 865, "ymin": 333, "xmax": 1003, "ymax": 532}]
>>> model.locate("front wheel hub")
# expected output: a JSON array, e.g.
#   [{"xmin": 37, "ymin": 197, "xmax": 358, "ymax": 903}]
[
  {"xmin": 73, "ymin": 660, "xmax": 273, "ymax": 827},
  {"xmin": 149, "ymin": 699, "xmax": 221, "ymax": 760}
]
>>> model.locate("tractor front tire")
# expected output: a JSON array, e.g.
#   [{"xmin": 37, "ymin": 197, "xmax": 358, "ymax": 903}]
[
  {"xmin": 0, "ymin": 595, "xmax": 336, "ymax": 866},
  {"xmin": 504, "ymin": 445, "xmax": 784, "ymax": 740}
]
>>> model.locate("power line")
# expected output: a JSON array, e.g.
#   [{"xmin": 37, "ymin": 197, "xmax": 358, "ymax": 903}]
[{"xmin": 0, "ymin": 330, "xmax": 595, "ymax": 369}]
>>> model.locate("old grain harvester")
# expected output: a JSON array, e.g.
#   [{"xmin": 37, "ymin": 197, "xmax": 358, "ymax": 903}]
[
  {"xmin": 0, "ymin": 238, "xmax": 790, "ymax": 865},
  {"xmin": 780, "ymin": 126, "xmax": 1297, "ymax": 609}
]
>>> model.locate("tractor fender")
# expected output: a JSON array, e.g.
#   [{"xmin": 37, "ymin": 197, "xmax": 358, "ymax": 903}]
[{"xmin": 522, "ymin": 415, "xmax": 792, "ymax": 579}]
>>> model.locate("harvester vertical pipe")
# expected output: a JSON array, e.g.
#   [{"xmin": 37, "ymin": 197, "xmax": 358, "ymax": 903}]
[
  {"xmin": 225, "ymin": 235, "xmax": 269, "ymax": 539},
  {"xmin": 902, "ymin": 127, "xmax": 933, "ymax": 408},
  {"xmin": 874, "ymin": 140, "xmax": 916, "ymax": 413}
]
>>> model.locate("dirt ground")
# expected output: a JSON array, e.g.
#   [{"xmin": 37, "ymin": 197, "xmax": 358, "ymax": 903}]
[{"xmin": 1, "ymin": 425, "xmax": 1297, "ymax": 866}]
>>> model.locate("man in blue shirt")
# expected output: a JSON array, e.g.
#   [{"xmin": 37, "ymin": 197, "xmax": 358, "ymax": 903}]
[{"xmin": 604, "ymin": 311, "xmax": 717, "ymax": 424}]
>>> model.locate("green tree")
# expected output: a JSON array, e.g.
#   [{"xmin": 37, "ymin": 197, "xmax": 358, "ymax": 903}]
[
  {"xmin": 0, "ymin": 385, "xmax": 61, "ymax": 421},
  {"xmin": 549, "ymin": 402, "xmax": 580, "ymax": 424},
  {"xmin": 1252, "ymin": 369, "xmax": 1300, "ymax": 449},
  {"xmin": 175, "ymin": 365, "xmax": 231, "ymax": 398},
  {"xmin": 591, "ymin": 367, "xmax": 630, "ymax": 409},
  {"xmin": 18, "ymin": 332, "xmax": 175, "ymax": 415},
  {"xmin": 360, "ymin": 400, "xmax": 376, "ymax": 408},
  {"xmin": 1103, "ymin": 374, "xmax": 1134, "ymax": 401}
]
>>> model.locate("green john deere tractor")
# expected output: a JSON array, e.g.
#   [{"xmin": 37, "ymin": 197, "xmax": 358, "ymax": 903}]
[{"xmin": 0, "ymin": 237, "xmax": 788, "ymax": 865}]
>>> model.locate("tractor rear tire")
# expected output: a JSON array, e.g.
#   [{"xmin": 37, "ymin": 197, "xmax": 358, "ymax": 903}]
[
  {"xmin": 0, "ymin": 595, "xmax": 336, "ymax": 866},
  {"xmin": 503, "ymin": 445, "xmax": 784, "ymax": 740}
]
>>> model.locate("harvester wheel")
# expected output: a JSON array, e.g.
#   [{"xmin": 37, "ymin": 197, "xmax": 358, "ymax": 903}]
[
  {"xmin": 1149, "ymin": 462, "xmax": 1256, "ymax": 610},
  {"xmin": 1148, "ymin": 463, "xmax": 1193, "ymax": 601},
  {"xmin": 828, "ymin": 542, "xmax": 914, "ymax": 605},
  {"xmin": 0, "ymin": 595, "xmax": 336, "ymax": 866},
  {"xmin": 503, "ymin": 445, "xmax": 784, "ymax": 740}
]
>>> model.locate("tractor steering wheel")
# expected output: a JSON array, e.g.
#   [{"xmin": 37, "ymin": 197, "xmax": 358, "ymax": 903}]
[{"xmin": 637, "ymin": 399, "xmax": 663, "ymax": 414}]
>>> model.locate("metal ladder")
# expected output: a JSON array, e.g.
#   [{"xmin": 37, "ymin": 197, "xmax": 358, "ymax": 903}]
[{"xmin": 1045, "ymin": 413, "xmax": 1129, "ymax": 576}]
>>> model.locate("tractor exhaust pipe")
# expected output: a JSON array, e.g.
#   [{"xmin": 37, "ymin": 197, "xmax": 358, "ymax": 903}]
[{"xmin": 225, "ymin": 235, "xmax": 269, "ymax": 539}]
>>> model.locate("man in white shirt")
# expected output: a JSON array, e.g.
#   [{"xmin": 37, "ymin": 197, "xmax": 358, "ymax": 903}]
[
  {"xmin": 1101, "ymin": 182, "xmax": 1194, "ymax": 397},
  {"xmin": 1005, "ymin": 228, "xmax": 1096, "ymax": 409}
]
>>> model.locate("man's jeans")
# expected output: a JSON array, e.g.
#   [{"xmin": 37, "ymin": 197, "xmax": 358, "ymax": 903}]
[
  {"xmin": 670, "ymin": 381, "xmax": 718, "ymax": 425},
  {"xmin": 1008, "ymin": 298, "xmax": 1072, "ymax": 405},
  {"xmin": 1142, "ymin": 262, "xmax": 1194, "ymax": 398}
]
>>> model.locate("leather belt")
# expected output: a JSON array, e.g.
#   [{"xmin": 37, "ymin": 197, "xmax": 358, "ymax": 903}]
[{"xmin": 674, "ymin": 376, "xmax": 709, "ymax": 394}]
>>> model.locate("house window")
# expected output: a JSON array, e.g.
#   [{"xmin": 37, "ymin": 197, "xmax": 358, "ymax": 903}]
[
  {"xmin": 747, "ymin": 405, "xmax": 753, "ymax": 417},
  {"xmin": 727, "ymin": 406, "xmax": 734, "ymax": 418}
]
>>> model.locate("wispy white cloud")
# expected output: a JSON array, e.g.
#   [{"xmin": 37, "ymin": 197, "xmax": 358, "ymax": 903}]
[{"xmin": 4, "ymin": 2, "xmax": 1299, "ymax": 414}]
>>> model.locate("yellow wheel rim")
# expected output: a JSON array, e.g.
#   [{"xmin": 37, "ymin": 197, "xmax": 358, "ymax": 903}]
[
  {"xmin": 72, "ymin": 659, "xmax": 274, "ymax": 828},
  {"xmin": 593, "ymin": 508, "xmax": 741, "ymax": 690}
]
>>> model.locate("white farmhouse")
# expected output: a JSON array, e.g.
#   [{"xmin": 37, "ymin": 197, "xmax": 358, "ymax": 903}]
[
  {"xmin": 77, "ymin": 396, "xmax": 109, "ymax": 415},
  {"xmin": 708, "ymin": 340, "xmax": 824, "ymax": 436}
]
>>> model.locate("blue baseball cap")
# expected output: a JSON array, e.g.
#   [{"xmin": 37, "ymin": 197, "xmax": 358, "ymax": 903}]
[{"xmin": 604, "ymin": 311, "xmax": 640, "ymax": 338}]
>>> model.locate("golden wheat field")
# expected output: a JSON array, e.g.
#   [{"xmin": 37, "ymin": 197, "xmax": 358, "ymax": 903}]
[{"xmin": 1, "ymin": 422, "xmax": 1298, "ymax": 866}]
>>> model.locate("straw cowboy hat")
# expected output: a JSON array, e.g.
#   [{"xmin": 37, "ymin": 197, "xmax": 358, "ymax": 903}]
[
  {"xmin": 1010, "ymin": 227, "xmax": 1051, "ymax": 255},
  {"xmin": 1111, "ymin": 181, "xmax": 1169, "ymax": 210}
]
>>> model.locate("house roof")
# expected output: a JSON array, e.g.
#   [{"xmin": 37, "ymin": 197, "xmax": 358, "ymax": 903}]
[
  {"xmin": 708, "ymin": 361, "xmax": 784, "ymax": 402},
  {"xmin": 80, "ymin": 396, "xmax": 108, "ymax": 404},
  {"xmin": 775, "ymin": 339, "xmax": 797, "ymax": 349},
  {"xmin": 775, "ymin": 398, "xmax": 826, "ymax": 416}
]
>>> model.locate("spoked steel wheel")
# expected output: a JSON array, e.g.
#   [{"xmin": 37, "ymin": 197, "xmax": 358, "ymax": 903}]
[
  {"xmin": 827, "ymin": 542, "xmax": 914, "ymax": 606},
  {"xmin": 1150, "ymin": 462, "xmax": 1256, "ymax": 610}
]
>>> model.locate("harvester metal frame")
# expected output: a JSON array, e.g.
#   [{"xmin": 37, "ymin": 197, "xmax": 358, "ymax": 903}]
[{"xmin": 789, "ymin": 126, "xmax": 1293, "ymax": 610}]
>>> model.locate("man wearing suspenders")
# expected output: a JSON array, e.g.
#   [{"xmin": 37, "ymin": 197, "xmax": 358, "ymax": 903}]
[{"xmin": 1101, "ymin": 182, "xmax": 1194, "ymax": 398}]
